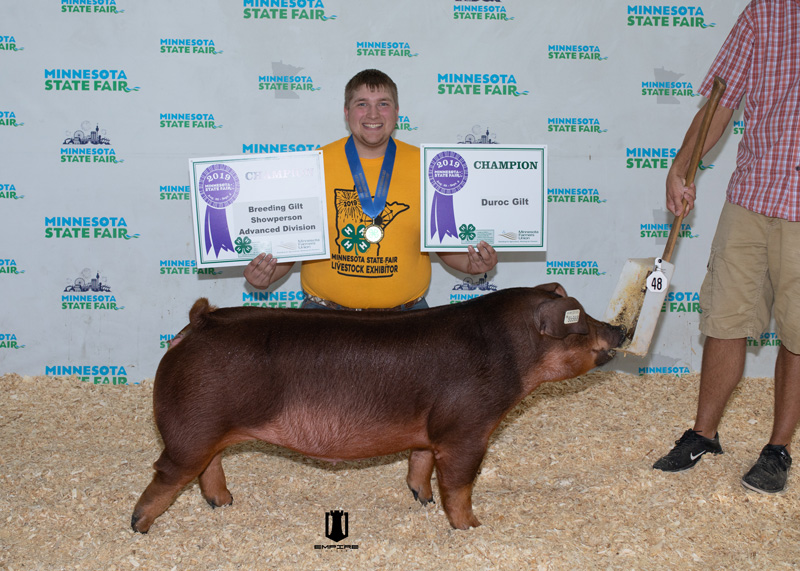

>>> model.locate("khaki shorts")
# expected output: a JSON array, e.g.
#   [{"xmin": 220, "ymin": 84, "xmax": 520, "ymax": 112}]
[{"xmin": 700, "ymin": 201, "xmax": 800, "ymax": 353}]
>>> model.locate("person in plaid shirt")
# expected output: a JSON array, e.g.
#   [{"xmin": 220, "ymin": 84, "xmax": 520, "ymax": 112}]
[{"xmin": 653, "ymin": 0, "xmax": 800, "ymax": 493}]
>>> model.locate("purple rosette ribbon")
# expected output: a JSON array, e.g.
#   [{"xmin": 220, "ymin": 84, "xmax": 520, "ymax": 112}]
[
  {"xmin": 198, "ymin": 164, "xmax": 239, "ymax": 257},
  {"xmin": 428, "ymin": 151, "xmax": 468, "ymax": 241},
  {"xmin": 204, "ymin": 208, "xmax": 235, "ymax": 256},
  {"xmin": 430, "ymin": 192, "xmax": 458, "ymax": 240}
]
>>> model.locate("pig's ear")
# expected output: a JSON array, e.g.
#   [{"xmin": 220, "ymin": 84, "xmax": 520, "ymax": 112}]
[
  {"xmin": 533, "ymin": 282, "xmax": 567, "ymax": 298},
  {"xmin": 533, "ymin": 297, "xmax": 590, "ymax": 338}
]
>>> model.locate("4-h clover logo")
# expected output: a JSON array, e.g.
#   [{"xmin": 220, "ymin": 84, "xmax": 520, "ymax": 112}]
[
  {"xmin": 234, "ymin": 236, "xmax": 253, "ymax": 255},
  {"xmin": 459, "ymin": 223, "xmax": 476, "ymax": 241},
  {"xmin": 341, "ymin": 223, "xmax": 371, "ymax": 255}
]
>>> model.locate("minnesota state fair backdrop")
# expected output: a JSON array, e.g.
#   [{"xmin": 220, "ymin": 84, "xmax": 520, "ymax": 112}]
[{"xmin": 3, "ymin": 0, "xmax": 774, "ymax": 386}]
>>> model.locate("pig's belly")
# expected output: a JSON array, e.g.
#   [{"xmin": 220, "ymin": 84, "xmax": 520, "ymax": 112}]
[{"xmin": 247, "ymin": 408, "xmax": 432, "ymax": 462}]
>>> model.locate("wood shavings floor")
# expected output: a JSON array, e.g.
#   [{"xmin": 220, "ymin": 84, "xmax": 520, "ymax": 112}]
[{"xmin": 2, "ymin": 371, "xmax": 798, "ymax": 570}]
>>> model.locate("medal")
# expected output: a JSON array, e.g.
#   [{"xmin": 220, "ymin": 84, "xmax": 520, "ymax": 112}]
[
  {"xmin": 364, "ymin": 222, "xmax": 384, "ymax": 244},
  {"xmin": 345, "ymin": 135, "xmax": 396, "ymax": 243}
]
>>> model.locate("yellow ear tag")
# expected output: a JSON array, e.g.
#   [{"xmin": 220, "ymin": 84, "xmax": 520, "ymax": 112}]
[{"xmin": 564, "ymin": 309, "xmax": 581, "ymax": 324}]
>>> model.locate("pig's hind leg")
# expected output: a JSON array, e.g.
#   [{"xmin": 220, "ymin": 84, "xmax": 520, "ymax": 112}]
[
  {"xmin": 131, "ymin": 438, "xmax": 236, "ymax": 533},
  {"xmin": 199, "ymin": 451, "xmax": 234, "ymax": 509},
  {"xmin": 131, "ymin": 448, "xmax": 210, "ymax": 533},
  {"xmin": 406, "ymin": 449, "xmax": 435, "ymax": 505}
]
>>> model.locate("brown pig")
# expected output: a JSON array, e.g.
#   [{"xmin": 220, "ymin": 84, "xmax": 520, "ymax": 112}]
[{"xmin": 131, "ymin": 283, "xmax": 625, "ymax": 533}]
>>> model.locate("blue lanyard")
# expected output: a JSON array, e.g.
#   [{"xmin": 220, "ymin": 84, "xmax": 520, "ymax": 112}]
[{"xmin": 344, "ymin": 135, "xmax": 396, "ymax": 219}]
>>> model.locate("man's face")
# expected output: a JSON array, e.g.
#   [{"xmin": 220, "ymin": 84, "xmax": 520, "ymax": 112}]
[{"xmin": 344, "ymin": 84, "xmax": 398, "ymax": 159}]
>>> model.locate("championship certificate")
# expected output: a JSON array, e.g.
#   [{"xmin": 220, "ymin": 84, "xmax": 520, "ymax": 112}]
[
  {"xmin": 421, "ymin": 144, "xmax": 547, "ymax": 251},
  {"xmin": 188, "ymin": 151, "xmax": 329, "ymax": 268}
]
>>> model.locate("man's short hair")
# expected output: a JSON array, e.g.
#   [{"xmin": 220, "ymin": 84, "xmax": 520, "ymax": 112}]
[{"xmin": 344, "ymin": 69, "xmax": 398, "ymax": 109}]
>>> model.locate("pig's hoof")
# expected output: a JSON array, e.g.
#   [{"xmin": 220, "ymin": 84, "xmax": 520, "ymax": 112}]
[
  {"xmin": 409, "ymin": 487, "xmax": 434, "ymax": 506},
  {"xmin": 130, "ymin": 513, "xmax": 149, "ymax": 534},
  {"xmin": 450, "ymin": 515, "xmax": 481, "ymax": 530},
  {"xmin": 206, "ymin": 494, "xmax": 234, "ymax": 509}
]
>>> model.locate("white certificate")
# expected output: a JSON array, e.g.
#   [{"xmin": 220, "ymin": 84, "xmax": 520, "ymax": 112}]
[
  {"xmin": 188, "ymin": 151, "xmax": 329, "ymax": 267},
  {"xmin": 421, "ymin": 144, "xmax": 547, "ymax": 251}
]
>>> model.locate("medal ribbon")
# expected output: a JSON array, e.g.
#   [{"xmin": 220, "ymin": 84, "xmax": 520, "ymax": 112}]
[{"xmin": 344, "ymin": 135, "xmax": 396, "ymax": 220}]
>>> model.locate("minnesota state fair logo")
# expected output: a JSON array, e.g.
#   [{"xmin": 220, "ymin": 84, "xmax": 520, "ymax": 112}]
[
  {"xmin": 547, "ymin": 118, "xmax": 606, "ymax": 134},
  {"xmin": 642, "ymin": 68, "xmax": 696, "ymax": 102},
  {"xmin": 60, "ymin": 121, "xmax": 123, "ymax": 164},
  {"xmin": 242, "ymin": 289, "xmax": 306, "ymax": 308},
  {"xmin": 748, "ymin": 332, "xmax": 781, "ymax": 348},
  {"xmin": 453, "ymin": 0, "xmax": 514, "ymax": 21},
  {"xmin": 60, "ymin": 0, "xmax": 123, "ymax": 14},
  {"xmin": 627, "ymin": 146, "xmax": 714, "ymax": 171},
  {"xmin": 259, "ymin": 62, "xmax": 320, "ymax": 98},
  {"xmin": 450, "ymin": 274, "xmax": 497, "ymax": 304},
  {"xmin": 626, "ymin": 147, "xmax": 677, "ymax": 169},
  {"xmin": 638, "ymin": 365, "xmax": 690, "ymax": 376},
  {"xmin": 1, "ymin": 36, "xmax": 23, "ymax": 52},
  {"xmin": 661, "ymin": 290, "xmax": 700, "ymax": 313},
  {"xmin": 160, "ymin": 38, "xmax": 222, "ymax": 55},
  {"xmin": 1, "ymin": 111, "xmax": 22, "ymax": 127},
  {"xmin": 1, "ymin": 258, "xmax": 24, "ymax": 275},
  {"xmin": 159, "ymin": 113, "xmax": 222, "ymax": 129},
  {"xmin": 44, "ymin": 69, "xmax": 138, "ymax": 92},
  {"xmin": 159, "ymin": 183, "xmax": 191, "ymax": 201},
  {"xmin": 548, "ymin": 188, "xmax": 606, "ymax": 204},
  {"xmin": 159, "ymin": 259, "xmax": 221, "ymax": 276},
  {"xmin": 45, "ymin": 365, "xmax": 129, "ymax": 385},
  {"xmin": 546, "ymin": 260, "xmax": 605, "ymax": 277},
  {"xmin": 355, "ymin": 41, "xmax": 417, "ymax": 58},
  {"xmin": 396, "ymin": 116, "xmax": 417, "ymax": 132},
  {"xmin": 159, "ymin": 333, "xmax": 175, "ymax": 349},
  {"xmin": 62, "ymin": 269, "xmax": 123, "ymax": 311},
  {"xmin": 627, "ymin": 5, "xmax": 715, "ymax": 28},
  {"xmin": 242, "ymin": 143, "xmax": 322, "ymax": 154},
  {"xmin": 0, "ymin": 332, "xmax": 23, "ymax": 350},
  {"xmin": 0, "ymin": 183, "xmax": 22, "ymax": 200},
  {"xmin": 548, "ymin": 44, "xmax": 607, "ymax": 61},
  {"xmin": 640, "ymin": 222, "xmax": 698, "ymax": 239},
  {"xmin": 45, "ymin": 216, "xmax": 139, "ymax": 239},
  {"xmin": 243, "ymin": 0, "xmax": 336, "ymax": 21},
  {"xmin": 437, "ymin": 73, "xmax": 528, "ymax": 96}
]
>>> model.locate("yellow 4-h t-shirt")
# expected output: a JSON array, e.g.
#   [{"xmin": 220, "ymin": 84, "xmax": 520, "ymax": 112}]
[{"xmin": 301, "ymin": 137, "xmax": 431, "ymax": 308}]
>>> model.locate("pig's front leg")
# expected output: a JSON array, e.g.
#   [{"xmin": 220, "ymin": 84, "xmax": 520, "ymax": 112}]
[{"xmin": 433, "ymin": 442, "xmax": 487, "ymax": 530}]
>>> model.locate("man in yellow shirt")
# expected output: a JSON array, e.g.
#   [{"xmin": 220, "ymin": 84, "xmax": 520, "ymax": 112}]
[{"xmin": 245, "ymin": 69, "xmax": 497, "ymax": 309}]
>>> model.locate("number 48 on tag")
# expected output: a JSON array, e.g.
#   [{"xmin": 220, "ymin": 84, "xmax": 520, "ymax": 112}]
[{"xmin": 646, "ymin": 258, "xmax": 669, "ymax": 293}]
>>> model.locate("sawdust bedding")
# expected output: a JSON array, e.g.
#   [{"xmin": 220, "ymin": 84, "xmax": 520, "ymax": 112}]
[{"xmin": 1, "ymin": 371, "xmax": 799, "ymax": 570}]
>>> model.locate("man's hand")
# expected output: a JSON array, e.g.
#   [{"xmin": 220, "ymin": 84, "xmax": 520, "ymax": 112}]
[{"xmin": 666, "ymin": 172, "xmax": 696, "ymax": 217}]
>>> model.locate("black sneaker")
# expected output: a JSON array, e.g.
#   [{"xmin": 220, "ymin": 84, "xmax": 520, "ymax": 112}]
[
  {"xmin": 741, "ymin": 444, "xmax": 792, "ymax": 494},
  {"xmin": 653, "ymin": 429, "xmax": 723, "ymax": 472}
]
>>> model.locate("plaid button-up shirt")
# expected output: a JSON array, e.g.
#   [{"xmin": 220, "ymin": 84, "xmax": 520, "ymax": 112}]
[{"xmin": 699, "ymin": 0, "xmax": 800, "ymax": 221}]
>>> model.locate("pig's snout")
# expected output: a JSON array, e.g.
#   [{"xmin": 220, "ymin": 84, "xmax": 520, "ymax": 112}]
[
  {"xmin": 612, "ymin": 323, "xmax": 628, "ymax": 346},
  {"xmin": 594, "ymin": 322, "xmax": 627, "ymax": 366}
]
